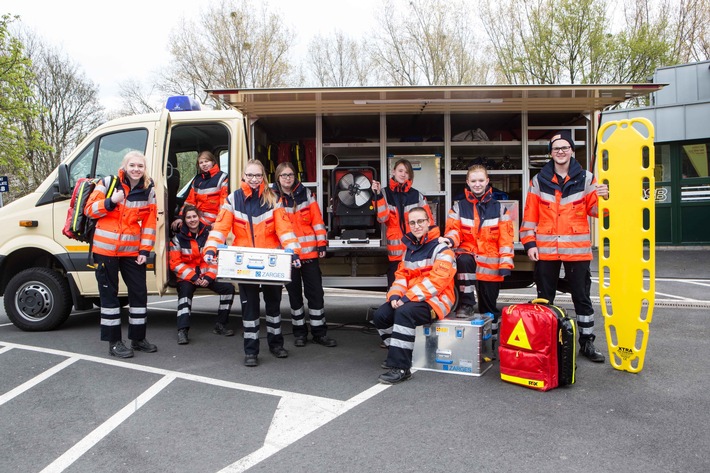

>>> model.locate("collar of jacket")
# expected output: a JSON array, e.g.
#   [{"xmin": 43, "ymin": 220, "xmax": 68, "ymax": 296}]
[
  {"xmin": 403, "ymin": 225, "xmax": 441, "ymax": 250},
  {"xmin": 241, "ymin": 180, "xmax": 265, "ymax": 198},
  {"xmin": 118, "ymin": 168, "xmax": 150, "ymax": 190},
  {"xmin": 465, "ymin": 186, "xmax": 492, "ymax": 204},
  {"xmin": 200, "ymin": 164, "xmax": 221, "ymax": 180},
  {"xmin": 180, "ymin": 221, "xmax": 210, "ymax": 239},
  {"xmin": 539, "ymin": 158, "xmax": 584, "ymax": 188},
  {"xmin": 388, "ymin": 177, "xmax": 412, "ymax": 193}
]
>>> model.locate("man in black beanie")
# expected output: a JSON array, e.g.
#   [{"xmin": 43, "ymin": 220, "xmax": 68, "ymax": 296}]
[{"xmin": 520, "ymin": 130, "xmax": 609, "ymax": 362}]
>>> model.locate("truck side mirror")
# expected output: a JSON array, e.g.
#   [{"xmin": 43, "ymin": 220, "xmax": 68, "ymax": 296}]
[{"xmin": 57, "ymin": 163, "xmax": 70, "ymax": 195}]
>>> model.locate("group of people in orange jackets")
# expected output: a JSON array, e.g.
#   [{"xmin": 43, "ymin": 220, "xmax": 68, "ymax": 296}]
[{"xmin": 87, "ymin": 130, "xmax": 607, "ymax": 380}]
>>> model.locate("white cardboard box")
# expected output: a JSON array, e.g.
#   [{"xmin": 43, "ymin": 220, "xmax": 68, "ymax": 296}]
[{"xmin": 216, "ymin": 246, "xmax": 292, "ymax": 285}]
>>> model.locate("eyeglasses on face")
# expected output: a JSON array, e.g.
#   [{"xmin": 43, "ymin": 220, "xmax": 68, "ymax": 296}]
[
  {"xmin": 279, "ymin": 173, "xmax": 295, "ymax": 178},
  {"xmin": 551, "ymin": 146, "xmax": 572, "ymax": 153},
  {"xmin": 408, "ymin": 218, "xmax": 429, "ymax": 227},
  {"xmin": 244, "ymin": 173, "xmax": 263, "ymax": 180}
]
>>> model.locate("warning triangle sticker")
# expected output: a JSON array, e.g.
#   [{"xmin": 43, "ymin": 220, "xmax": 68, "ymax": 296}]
[{"xmin": 507, "ymin": 318, "xmax": 532, "ymax": 349}]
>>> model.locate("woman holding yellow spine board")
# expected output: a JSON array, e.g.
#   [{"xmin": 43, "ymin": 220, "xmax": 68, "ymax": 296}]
[{"xmin": 520, "ymin": 131, "xmax": 608, "ymax": 363}]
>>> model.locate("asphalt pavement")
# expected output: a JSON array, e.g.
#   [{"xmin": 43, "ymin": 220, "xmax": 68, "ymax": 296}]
[{"xmin": 1, "ymin": 247, "xmax": 709, "ymax": 472}]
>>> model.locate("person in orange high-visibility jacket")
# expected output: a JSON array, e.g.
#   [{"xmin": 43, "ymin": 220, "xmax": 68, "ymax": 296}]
[
  {"xmin": 169, "ymin": 204, "xmax": 235, "ymax": 345},
  {"xmin": 371, "ymin": 207, "xmax": 457, "ymax": 385},
  {"xmin": 372, "ymin": 159, "xmax": 433, "ymax": 288},
  {"xmin": 272, "ymin": 162, "xmax": 337, "ymax": 348},
  {"xmin": 171, "ymin": 151, "xmax": 229, "ymax": 231},
  {"xmin": 85, "ymin": 151, "xmax": 157, "ymax": 359},
  {"xmin": 442, "ymin": 165, "xmax": 514, "ymax": 344},
  {"xmin": 520, "ymin": 130, "xmax": 609, "ymax": 363},
  {"xmin": 203, "ymin": 159, "xmax": 301, "ymax": 368}
]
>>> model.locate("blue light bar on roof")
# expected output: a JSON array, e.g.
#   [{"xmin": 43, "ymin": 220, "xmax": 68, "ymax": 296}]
[{"xmin": 165, "ymin": 95, "xmax": 201, "ymax": 111}]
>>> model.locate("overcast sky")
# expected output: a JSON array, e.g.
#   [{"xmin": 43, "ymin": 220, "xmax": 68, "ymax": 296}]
[{"xmin": 5, "ymin": 0, "xmax": 381, "ymax": 109}]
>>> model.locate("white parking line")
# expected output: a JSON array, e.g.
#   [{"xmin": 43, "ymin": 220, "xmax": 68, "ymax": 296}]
[
  {"xmin": 0, "ymin": 341, "xmax": 390, "ymax": 472},
  {"xmin": 0, "ymin": 357, "xmax": 78, "ymax": 407},
  {"xmin": 40, "ymin": 375, "xmax": 176, "ymax": 473}
]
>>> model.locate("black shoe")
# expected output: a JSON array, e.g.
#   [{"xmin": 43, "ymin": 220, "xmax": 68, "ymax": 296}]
[
  {"xmin": 213, "ymin": 323, "xmax": 235, "ymax": 337},
  {"xmin": 269, "ymin": 346, "xmax": 289, "ymax": 358},
  {"xmin": 381, "ymin": 360, "xmax": 390, "ymax": 369},
  {"xmin": 455, "ymin": 304, "xmax": 475, "ymax": 318},
  {"xmin": 131, "ymin": 338, "xmax": 157, "ymax": 353},
  {"xmin": 580, "ymin": 339, "xmax": 605, "ymax": 363},
  {"xmin": 244, "ymin": 354, "xmax": 258, "ymax": 367},
  {"xmin": 312, "ymin": 335, "xmax": 337, "ymax": 347},
  {"xmin": 177, "ymin": 329, "xmax": 189, "ymax": 345},
  {"xmin": 294, "ymin": 336, "xmax": 307, "ymax": 347},
  {"xmin": 109, "ymin": 340, "xmax": 134, "ymax": 358},
  {"xmin": 378, "ymin": 368, "xmax": 412, "ymax": 385}
]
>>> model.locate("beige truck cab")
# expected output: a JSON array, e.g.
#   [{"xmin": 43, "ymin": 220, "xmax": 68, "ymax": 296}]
[{"xmin": 0, "ymin": 97, "xmax": 247, "ymax": 330}]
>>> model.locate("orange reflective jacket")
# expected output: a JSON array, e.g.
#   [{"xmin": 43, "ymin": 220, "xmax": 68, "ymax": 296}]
[
  {"xmin": 85, "ymin": 170, "xmax": 157, "ymax": 258},
  {"xmin": 182, "ymin": 164, "xmax": 229, "ymax": 226},
  {"xmin": 387, "ymin": 226, "xmax": 457, "ymax": 320},
  {"xmin": 375, "ymin": 178, "xmax": 432, "ymax": 261},
  {"xmin": 204, "ymin": 181, "xmax": 300, "ymax": 256},
  {"xmin": 521, "ymin": 159, "xmax": 599, "ymax": 261},
  {"xmin": 273, "ymin": 181, "xmax": 327, "ymax": 260},
  {"xmin": 169, "ymin": 223, "xmax": 217, "ymax": 283},
  {"xmin": 443, "ymin": 187, "xmax": 514, "ymax": 282}
]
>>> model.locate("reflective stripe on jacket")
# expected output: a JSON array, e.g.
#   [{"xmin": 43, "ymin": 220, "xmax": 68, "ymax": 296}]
[
  {"xmin": 85, "ymin": 169, "xmax": 157, "ymax": 258},
  {"xmin": 444, "ymin": 187, "xmax": 514, "ymax": 282},
  {"xmin": 375, "ymin": 178, "xmax": 432, "ymax": 261},
  {"xmin": 387, "ymin": 226, "xmax": 457, "ymax": 320},
  {"xmin": 272, "ymin": 181, "xmax": 326, "ymax": 260},
  {"xmin": 205, "ymin": 181, "xmax": 300, "ymax": 255},
  {"xmin": 521, "ymin": 159, "xmax": 599, "ymax": 261},
  {"xmin": 182, "ymin": 164, "xmax": 229, "ymax": 226},
  {"xmin": 169, "ymin": 222, "xmax": 217, "ymax": 283}
]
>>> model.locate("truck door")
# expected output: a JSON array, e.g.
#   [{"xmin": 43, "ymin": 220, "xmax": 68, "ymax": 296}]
[{"xmin": 153, "ymin": 109, "xmax": 172, "ymax": 294}]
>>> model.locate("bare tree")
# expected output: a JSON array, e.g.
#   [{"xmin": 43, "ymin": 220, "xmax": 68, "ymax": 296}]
[
  {"xmin": 19, "ymin": 30, "xmax": 104, "ymax": 188},
  {"xmin": 482, "ymin": 0, "xmax": 615, "ymax": 84},
  {"xmin": 114, "ymin": 79, "xmax": 162, "ymax": 117},
  {"xmin": 369, "ymin": 0, "xmax": 490, "ymax": 86},
  {"xmin": 306, "ymin": 31, "xmax": 371, "ymax": 87},
  {"xmin": 672, "ymin": 0, "xmax": 710, "ymax": 62},
  {"xmin": 481, "ymin": 0, "xmax": 694, "ymax": 87},
  {"xmin": 161, "ymin": 0, "xmax": 293, "ymax": 108}
]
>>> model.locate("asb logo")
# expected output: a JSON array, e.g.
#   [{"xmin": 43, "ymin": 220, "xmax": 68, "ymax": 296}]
[{"xmin": 506, "ymin": 318, "xmax": 532, "ymax": 350}]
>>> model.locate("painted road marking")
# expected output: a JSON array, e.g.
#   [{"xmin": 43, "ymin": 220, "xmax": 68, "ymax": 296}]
[
  {"xmin": 40, "ymin": 375, "xmax": 176, "ymax": 473},
  {"xmin": 0, "ymin": 341, "xmax": 389, "ymax": 473},
  {"xmin": 0, "ymin": 356, "xmax": 78, "ymax": 407}
]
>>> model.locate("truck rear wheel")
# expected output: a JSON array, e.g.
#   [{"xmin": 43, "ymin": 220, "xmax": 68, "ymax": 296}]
[{"xmin": 4, "ymin": 268, "xmax": 72, "ymax": 331}]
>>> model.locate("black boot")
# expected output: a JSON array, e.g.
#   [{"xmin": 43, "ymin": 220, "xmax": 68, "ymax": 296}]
[
  {"xmin": 177, "ymin": 328, "xmax": 189, "ymax": 345},
  {"xmin": 378, "ymin": 367, "xmax": 412, "ymax": 384},
  {"xmin": 580, "ymin": 338, "xmax": 605, "ymax": 363},
  {"xmin": 213, "ymin": 323, "xmax": 235, "ymax": 336},
  {"xmin": 109, "ymin": 340, "xmax": 134, "ymax": 358}
]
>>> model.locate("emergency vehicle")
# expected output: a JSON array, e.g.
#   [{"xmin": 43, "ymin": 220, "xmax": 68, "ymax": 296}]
[{"xmin": 0, "ymin": 85, "xmax": 659, "ymax": 331}]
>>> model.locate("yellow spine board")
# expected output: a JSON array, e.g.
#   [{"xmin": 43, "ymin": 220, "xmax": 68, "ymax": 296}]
[{"xmin": 597, "ymin": 118, "xmax": 655, "ymax": 373}]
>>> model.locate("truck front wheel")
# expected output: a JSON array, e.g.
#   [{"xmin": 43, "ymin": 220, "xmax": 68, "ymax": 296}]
[{"xmin": 4, "ymin": 268, "xmax": 73, "ymax": 331}]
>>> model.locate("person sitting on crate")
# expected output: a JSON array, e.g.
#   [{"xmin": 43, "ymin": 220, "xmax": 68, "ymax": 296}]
[
  {"xmin": 441, "ymin": 164, "xmax": 514, "ymax": 345},
  {"xmin": 272, "ymin": 162, "xmax": 337, "ymax": 348},
  {"xmin": 169, "ymin": 204, "xmax": 236, "ymax": 345},
  {"xmin": 371, "ymin": 207, "xmax": 457, "ymax": 385},
  {"xmin": 204, "ymin": 159, "xmax": 301, "ymax": 368},
  {"xmin": 520, "ymin": 131, "xmax": 609, "ymax": 363}
]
